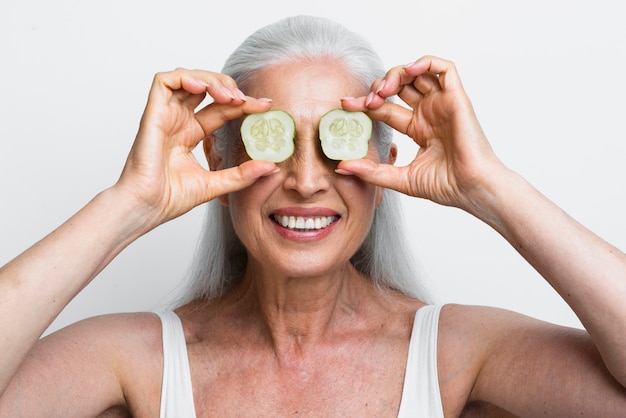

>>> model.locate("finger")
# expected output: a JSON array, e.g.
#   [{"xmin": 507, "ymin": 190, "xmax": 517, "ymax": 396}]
[
  {"xmin": 340, "ymin": 95, "xmax": 368, "ymax": 111},
  {"xmin": 193, "ymin": 98, "xmax": 273, "ymax": 139},
  {"xmin": 375, "ymin": 56, "xmax": 465, "ymax": 103},
  {"xmin": 357, "ymin": 66, "xmax": 438, "ymax": 110},
  {"xmin": 341, "ymin": 98, "xmax": 425, "ymax": 146},
  {"xmin": 372, "ymin": 65, "xmax": 420, "ymax": 99},
  {"xmin": 150, "ymin": 69, "xmax": 245, "ymax": 108},
  {"xmin": 205, "ymin": 160, "xmax": 278, "ymax": 199},
  {"xmin": 365, "ymin": 101, "xmax": 416, "ymax": 138},
  {"xmin": 413, "ymin": 73, "xmax": 441, "ymax": 96},
  {"xmin": 397, "ymin": 83, "xmax": 424, "ymax": 108},
  {"xmin": 335, "ymin": 159, "xmax": 410, "ymax": 194},
  {"xmin": 184, "ymin": 92, "xmax": 208, "ymax": 110},
  {"xmin": 403, "ymin": 56, "xmax": 464, "ymax": 93}
]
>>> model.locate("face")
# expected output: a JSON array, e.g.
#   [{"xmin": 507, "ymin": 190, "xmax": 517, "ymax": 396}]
[{"xmin": 223, "ymin": 59, "xmax": 392, "ymax": 278}]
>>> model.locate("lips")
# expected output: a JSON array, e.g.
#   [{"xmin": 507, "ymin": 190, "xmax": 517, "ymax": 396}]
[
  {"xmin": 272, "ymin": 214, "xmax": 339, "ymax": 231},
  {"xmin": 270, "ymin": 208, "xmax": 340, "ymax": 241}
]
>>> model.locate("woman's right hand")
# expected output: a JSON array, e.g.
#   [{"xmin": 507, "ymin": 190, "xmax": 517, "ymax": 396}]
[
  {"xmin": 2, "ymin": 69, "xmax": 281, "ymax": 400},
  {"xmin": 115, "ymin": 69, "xmax": 276, "ymax": 231}
]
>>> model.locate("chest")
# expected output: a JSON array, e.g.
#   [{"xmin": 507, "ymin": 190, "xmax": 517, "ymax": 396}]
[{"xmin": 187, "ymin": 340, "xmax": 408, "ymax": 417}]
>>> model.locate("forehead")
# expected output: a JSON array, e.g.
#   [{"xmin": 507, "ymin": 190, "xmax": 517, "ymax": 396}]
[{"xmin": 244, "ymin": 59, "xmax": 368, "ymax": 119}]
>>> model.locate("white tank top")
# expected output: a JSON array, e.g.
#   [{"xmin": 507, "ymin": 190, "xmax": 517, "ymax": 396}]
[{"xmin": 156, "ymin": 305, "xmax": 444, "ymax": 417}]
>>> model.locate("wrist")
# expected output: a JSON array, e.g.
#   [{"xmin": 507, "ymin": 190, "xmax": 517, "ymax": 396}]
[
  {"xmin": 461, "ymin": 164, "xmax": 529, "ymax": 231},
  {"xmin": 95, "ymin": 185, "xmax": 162, "ymax": 244}
]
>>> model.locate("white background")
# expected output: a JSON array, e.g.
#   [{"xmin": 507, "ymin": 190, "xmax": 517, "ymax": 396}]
[{"xmin": 1, "ymin": 0, "xmax": 624, "ymax": 334}]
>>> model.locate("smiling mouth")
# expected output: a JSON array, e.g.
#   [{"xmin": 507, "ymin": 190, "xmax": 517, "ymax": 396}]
[{"xmin": 272, "ymin": 214, "xmax": 339, "ymax": 231}]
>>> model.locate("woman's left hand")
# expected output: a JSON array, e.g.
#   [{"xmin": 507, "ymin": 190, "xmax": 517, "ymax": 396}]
[{"xmin": 340, "ymin": 55, "xmax": 506, "ymax": 213}]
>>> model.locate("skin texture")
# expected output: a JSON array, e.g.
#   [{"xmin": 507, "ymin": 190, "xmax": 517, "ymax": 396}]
[{"xmin": 0, "ymin": 54, "xmax": 625, "ymax": 417}]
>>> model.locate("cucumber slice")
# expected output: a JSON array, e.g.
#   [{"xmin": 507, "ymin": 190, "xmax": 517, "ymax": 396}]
[
  {"xmin": 319, "ymin": 109, "xmax": 372, "ymax": 161},
  {"xmin": 240, "ymin": 110, "xmax": 295, "ymax": 163}
]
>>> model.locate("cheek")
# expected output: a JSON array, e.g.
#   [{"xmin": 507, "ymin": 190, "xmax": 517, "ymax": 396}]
[
  {"xmin": 228, "ymin": 175, "xmax": 279, "ymax": 228},
  {"xmin": 339, "ymin": 176, "xmax": 380, "ymax": 213},
  {"xmin": 231, "ymin": 142, "xmax": 251, "ymax": 167},
  {"xmin": 363, "ymin": 135, "xmax": 384, "ymax": 162},
  {"xmin": 228, "ymin": 193, "xmax": 259, "ymax": 249}
]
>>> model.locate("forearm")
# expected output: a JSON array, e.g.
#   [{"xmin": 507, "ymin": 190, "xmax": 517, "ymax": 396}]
[
  {"xmin": 0, "ymin": 186, "xmax": 153, "ymax": 392},
  {"xmin": 473, "ymin": 168, "xmax": 626, "ymax": 383}
]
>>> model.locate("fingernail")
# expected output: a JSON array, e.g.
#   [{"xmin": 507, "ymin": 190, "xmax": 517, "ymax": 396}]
[
  {"xmin": 235, "ymin": 88, "xmax": 247, "ymax": 101},
  {"xmin": 195, "ymin": 79, "xmax": 211, "ymax": 88},
  {"xmin": 341, "ymin": 96, "xmax": 356, "ymax": 101},
  {"xmin": 365, "ymin": 92, "xmax": 376, "ymax": 107},
  {"xmin": 403, "ymin": 61, "xmax": 419, "ymax": 69},
  {"xmin": 221, "ymin": 86, "xmax": 236, "ymax": 100},
  {"xmin": 257, "ymin": 97, "xmax": 273, "ymax": 103},
  {"xmin": 335, "ymin": 168, "xmax": 355, "ymax": 176},
  {"xmin": 375, "ymin": 79, "xmax": 387, "ymax": 94},
  {"xmin": 262, "ymin": 167, "xmax": 281, "ymax": 176}
]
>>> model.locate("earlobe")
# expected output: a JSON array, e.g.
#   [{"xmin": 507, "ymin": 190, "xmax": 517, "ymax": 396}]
[
  {"xmin": 387, "ymin": 143, "xmax": 398, "ymax": 165},
  {"xmin": 218, "ymin": 194, "xmax": 230, "ymax": 207},
  {"xmin": 375, "ymin": 143, "xmax": 397, "ymax": 208}
]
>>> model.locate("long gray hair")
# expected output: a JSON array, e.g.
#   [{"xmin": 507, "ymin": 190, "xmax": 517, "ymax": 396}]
[{"xmin": 178, "ymin": 15, "xmax": 433, "ymax": 304}]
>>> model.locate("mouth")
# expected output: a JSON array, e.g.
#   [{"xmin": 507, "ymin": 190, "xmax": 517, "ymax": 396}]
[{"xmin": 272, "ymin": 214, "xmax": 340, "ymax": 231}]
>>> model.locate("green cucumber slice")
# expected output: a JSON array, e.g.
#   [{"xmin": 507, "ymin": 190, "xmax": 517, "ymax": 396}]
[
  {"xmin": 240, "ymin": 110, "xmax": 295, "ymax": 163},
  {"xmin": 319, "ymin": 109, "xmax": 372, "ymax": 161}
]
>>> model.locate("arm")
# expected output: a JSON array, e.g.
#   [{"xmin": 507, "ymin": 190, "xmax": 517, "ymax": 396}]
[
  {"xmin": 440, "ymin": 304, "xmax": 626, "ymax": 416},
  {"xmin": 0, "ymin": 69, "xmax": 276, "ymax": 402},
  {"xmin": 340, "ymin": 56, "xmax": 626, "ymax": 402},
  {"xmin": 471, "ymin": 162, "xmax": 626, "ymax": 383}
]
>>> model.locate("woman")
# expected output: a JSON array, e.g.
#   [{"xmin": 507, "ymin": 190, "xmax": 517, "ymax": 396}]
[{"xmin": 1, "ymin": 15, "xmax": 625, "ymax": 417}]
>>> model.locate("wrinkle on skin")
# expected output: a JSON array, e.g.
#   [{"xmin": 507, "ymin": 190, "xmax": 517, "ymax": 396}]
[{"xmin": 221, "ymin": 58, "xmax": 389, "ymax": 348}]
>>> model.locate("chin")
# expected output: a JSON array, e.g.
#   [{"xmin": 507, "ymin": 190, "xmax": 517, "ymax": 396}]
[{"xmin": 250, "ymin": 252, "xmax": 350, "ymax": 279}]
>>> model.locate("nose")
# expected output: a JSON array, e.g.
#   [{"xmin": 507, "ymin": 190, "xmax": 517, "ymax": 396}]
[{"xmin": 282, "ymin": 135, "xmax": 332, "ymax": 199}]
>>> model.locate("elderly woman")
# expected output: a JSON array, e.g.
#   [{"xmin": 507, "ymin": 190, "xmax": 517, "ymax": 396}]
[{"xmin": 1, "ymin": 15, "xmax": 625, "ymax": 417}]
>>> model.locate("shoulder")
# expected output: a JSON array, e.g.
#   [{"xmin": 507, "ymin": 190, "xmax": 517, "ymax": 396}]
[
  {"xmin": 436, "ymin": 303, "xmax": 590, "ymax": 362},
  {"xmin": 435, "ymin": 304, "xmax": 549, "ymax": 414},
  {"xmin": 44, "ymin": 312, "xmax": 165, "ymax": 394},
  {"xmin": 47, "ymin": 311, "xmax": 164, "ymax": 358},
  {"xmin": 2, "ymin": 312, "xmax": 165, "ymax": 416},
  {"xmin": 436, "ymin": 303, "xmax": 569, "ymax": 379},
  {"xmin": 435, "ymin": 304, "xmax": 626, "ymax": 416}
]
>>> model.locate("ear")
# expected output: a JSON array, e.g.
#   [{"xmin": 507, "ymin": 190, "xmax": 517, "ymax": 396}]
[
  {"xmin": 204, "ymin": 134, "xmax": 222, "ymax": 170},
  {"xmin": 203, "ymin": 135, "xmax": 230, "ymax": 207},
  {"xmin": 387, "ymin": 143, "xmax": 398, "ymax": 165},
  {"xmin": 375, "ymin": 143, "xmax": 398, "ymax": 208}
]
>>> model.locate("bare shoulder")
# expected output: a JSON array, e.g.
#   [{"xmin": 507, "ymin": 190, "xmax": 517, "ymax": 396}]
[
  {"xmin": 437, "ymin": 304, "xmax": 626, "ymax": 416},
  {"xmin": 437, "ymin": 303, "xmax": 560, "ymax": 349},
  {"xmin": 43, "ymin": 312, "xmax": 164, "ymax": 370},
  {"xmin": 62, "ymin": 311, "xmax": 163, "ymax": 343},
  {"xmin": 62, "ymin": 312, "xmax": 165, "ymax": 412},
  {"xmin": 0, "ymin": 312, "xmax": 164, "ymax": 417}
]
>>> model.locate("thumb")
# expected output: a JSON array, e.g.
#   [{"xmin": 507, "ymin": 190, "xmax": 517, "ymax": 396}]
[
  {"xmin": 336, "ymin": 159, "xmax": 408, "ymax": 194},
  {"xmin": 206, "ymin": 160, "xmax": 278, "ymax": 200}
]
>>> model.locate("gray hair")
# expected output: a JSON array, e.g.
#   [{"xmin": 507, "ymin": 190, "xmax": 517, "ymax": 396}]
[{"xmin": 179, "ymin": 15, "xmax": 433, "ymax": 304}]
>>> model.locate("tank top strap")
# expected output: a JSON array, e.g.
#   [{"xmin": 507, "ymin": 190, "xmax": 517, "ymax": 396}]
[
  {"xmin": 397, "ymin": 304, "xmax": 445, "ymax": 417},
  {"xmin": 155, "ymin": 306, "xmax": 444, "ymax": 417},
  {"xmin": 155, "ymin": 311, "xmax": 197, "ymax": 418}
]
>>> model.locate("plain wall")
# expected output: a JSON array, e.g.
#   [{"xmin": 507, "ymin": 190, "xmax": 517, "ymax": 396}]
[{"xmin": 1, "ymin": 0, "xmax": 624, "ymax": 333}]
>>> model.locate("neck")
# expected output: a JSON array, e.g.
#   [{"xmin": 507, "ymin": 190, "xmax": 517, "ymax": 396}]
[{"xmin": 232, "ymin": 260, "xmax": 371, "ymax": 346}]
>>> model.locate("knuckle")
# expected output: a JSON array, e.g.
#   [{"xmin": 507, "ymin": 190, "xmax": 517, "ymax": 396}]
[{"xmin": 152, "ymin": 71, "xmax": 167, "ymax": 82}]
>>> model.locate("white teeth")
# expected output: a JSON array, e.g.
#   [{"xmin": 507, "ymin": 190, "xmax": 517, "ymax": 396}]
[{"xmin": 273, "ymin": 215, "xmax": 338, "ymax": 231}]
